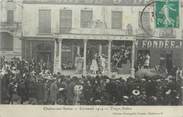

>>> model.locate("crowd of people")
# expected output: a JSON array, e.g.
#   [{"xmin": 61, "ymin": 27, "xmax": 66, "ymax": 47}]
[
  {"xmin": 136, "ymin": 52, "xmax": 150, "ymax": 69},
  {"xmin": 0, "ymin": 56, "xmax": 183, "ymax": 105},
  {"xmin": 111, "ymin": 46, "xmax": 131, "ymax": 69}
]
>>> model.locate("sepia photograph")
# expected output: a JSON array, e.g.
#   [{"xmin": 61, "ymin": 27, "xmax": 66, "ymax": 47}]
[{"xmin": 0, "ymin": 0, "xmax": 183, "ymax": 107}]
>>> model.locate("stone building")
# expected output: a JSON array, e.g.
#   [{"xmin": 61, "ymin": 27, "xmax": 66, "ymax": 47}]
[
  {"xmin": 0, "ymin": 0, "xmax": 23, "ymax": 59},
  {"xmin": 4, "ymin": 0, "xmax": 182, "ymax": 76}
]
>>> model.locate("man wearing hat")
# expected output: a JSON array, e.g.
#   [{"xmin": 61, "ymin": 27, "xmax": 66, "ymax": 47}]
[{"xmin": 49, "ymin": 77, "xmax": 59, "ymax": 105}]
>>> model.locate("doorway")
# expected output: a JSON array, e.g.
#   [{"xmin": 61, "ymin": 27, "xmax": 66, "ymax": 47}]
[{"xmin": 37, "ymin": 52, "xmax": 52, "ymax": 64}]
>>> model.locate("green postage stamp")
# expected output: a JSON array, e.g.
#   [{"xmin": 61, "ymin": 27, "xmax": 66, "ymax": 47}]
[{"xmin": 155, "ymin": 0, "xmax": 180, "ymax": 28}]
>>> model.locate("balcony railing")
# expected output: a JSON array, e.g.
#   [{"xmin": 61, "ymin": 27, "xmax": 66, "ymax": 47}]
[
  {"xmin": 23, "ymin": 0, "xmax": 151, "ymax": 6},
  {"xmin": 36, "ymin": 26, "xmax": 157, "ymax": 37},
  {"xmin": 36, "ymin": 26, "xmax": 181, "ymax": 39},
  {"xmin": 158, "ymin": 29, "xmax": 176, "ymax": 38},
  {"xmin": 59, "ymin": 27, "xmax": 128, "ymax": 35},
  {"xmin": 0, "ymin": 22, "xmax": 21, "ymax": 32}
]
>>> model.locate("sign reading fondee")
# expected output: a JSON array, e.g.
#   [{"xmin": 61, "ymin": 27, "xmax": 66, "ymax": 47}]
[{"xmin": 137, "ymin": 40, "xmax": 183, "ymax": 48}]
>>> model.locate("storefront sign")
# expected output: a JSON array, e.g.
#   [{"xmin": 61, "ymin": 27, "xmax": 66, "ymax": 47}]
[{"xmin": 137, "ymin": 40, "xmax": 183, "ymax": 49}]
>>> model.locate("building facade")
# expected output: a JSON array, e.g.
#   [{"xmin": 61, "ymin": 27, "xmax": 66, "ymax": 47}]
[
  {"xmin": 20, "ymin": 0, "xmax": 183, "ymax": 76},
  {"xmin": 135, "ymin": 1, "xmax": 183, "ymax": 74},
  {"xmin": 0, "ymin": 0, "xmax": 23, "ymax": 59}
]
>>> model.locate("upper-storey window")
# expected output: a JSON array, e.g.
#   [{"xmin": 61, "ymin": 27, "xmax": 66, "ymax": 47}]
[
  {"xmin": 111, "ymin": 11, "xmax": 122, "ymax": 29},
  {"xmin": 80, "ymin": 10, "xmax": 93, "ymax": 28},
  {"xmin": 60, "ymin": 10, "xmax": 72, "ymax": 33},
  {"xmin": 138, "ymin": 11, "xmax": 151, "ymax": 30},
  {"xmin": 39, "ymin": 9, "xmax": 51, "ymax": 34},
  {"xmin": 0, "ymin": 32, "xmax": 13, "ymax": 51},
  {"xmin": 7, "ymin": 0, "xmax": 14, "ymax": 2},
  {"xmin": 7, "ymin": 10, "xmax": 14, "ymax": 25}
]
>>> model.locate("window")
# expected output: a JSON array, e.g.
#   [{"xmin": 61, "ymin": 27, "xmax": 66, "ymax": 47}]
[
  {"xmin": 111, "ymin": 11, "xmax": 122, "ymax": 29},
  {"xmin": 7, "ymin": 10, "xmax": 14, "ymax": 25},
  {"xmin": 0, "ymin": 32, "xmax": 13, "ymax": 51},
  {"xmin": 80, "ymin": 10, "xmax": 93, "ymax": 28},
  {"xmin": 138, "ymin": 12, "xmax": 150, "ymax": 30},
  {"xmin": 7, "ymin": 0, "xmax": 14, "ymax": 2},
  {"xmin": 60, "ymin": 10, "xmax": 72, "ymax": 33},
  {"xmin": 39, "ymin": 9, "xmax": 51, "ymax": 34},
  {"xmin": 111, "ymin": 41, "xmax": 132, "ymax": 74}
]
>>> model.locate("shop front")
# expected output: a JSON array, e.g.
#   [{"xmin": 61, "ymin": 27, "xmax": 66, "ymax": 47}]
[
  {"xmin": 136, "ymin": 39, "xmax": 183, "ymax": 74},
  {"xmin": 54, "ymin": 35, "xmax": 136, "ymax": 77},
  {"xmin": 22, "ymin": 39, "xmax": 54, "ymax": 71}
]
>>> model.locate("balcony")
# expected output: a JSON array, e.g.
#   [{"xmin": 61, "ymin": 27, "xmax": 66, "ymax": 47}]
[
  {"xmin": 135, "ymin": 28, "xmax": 177, "ymax": 39},
  {"xmin": 158, "ymin": 29, "xmax": 176, "ymax": 38},
  {"xmin": 58, "ymin": 27, "xmax": 128, "ymax": 36},
  {"xmin": 23, "ymin": 0, "xmax": 151, "ymax": 5},
  {"xmin": 0, "ymin": 22, "xmax": 21, "ymax": 32}
]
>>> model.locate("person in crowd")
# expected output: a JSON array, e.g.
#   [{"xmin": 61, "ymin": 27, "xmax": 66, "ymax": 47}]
[
  {"xmin": 49, "ymin": 78, "xmax": 59, "ymax": 105},
  {"xmin": 75, "ymin": 54, "xmax": 83, "ymax": 74},
  {"xmin": 98, "ymin": 55, "xmax": 106, "ymax": 74},
  {"xmin": 176, "ymin": 67, "xmax": 183, "ymax": 80},
  {"xmin": 83, "ymin": 79, "xmax": 93, "ymax": 105},
  {"xmin": 66, "ymin": 77, "xmax": 75, "ymax": 105},
  {"xmin": 73, "ymin": 79, "xmax": 84, "ymax": 105},
  {"xmin": 90, "ymin": 54, "xmax": 99, "ymax": 74},
  {"xmin": 144, "ymin": 53, "xmax": 150, "ymax": 69},
  {"xmin": 43, "ymin": 79, "xmax": 50, "ymax": 104},
  {"xmin": 57, "ymin": 76, "xmax": 67, "ymax": 104}
]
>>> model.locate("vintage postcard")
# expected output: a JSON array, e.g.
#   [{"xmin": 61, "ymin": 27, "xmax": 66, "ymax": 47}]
[{"xmin": 0, "ymin": 0, "xmax": 183, "ymax": 117}]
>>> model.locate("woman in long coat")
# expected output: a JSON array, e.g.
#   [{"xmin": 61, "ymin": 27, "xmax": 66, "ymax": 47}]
[
  {"xmin": 43, "ymin": 80, "xmax": 50, "ymax": 104},
  {"xmin": 90, "ymin": 56, "xmax": 98, "ymax": 74},
  {"xmin": 66, "ymin": 79, "xmax": 75, "ymax": 105},
  {"xmin": 49, "ymin": 80, "xmax": 58, "ymax": 105}
]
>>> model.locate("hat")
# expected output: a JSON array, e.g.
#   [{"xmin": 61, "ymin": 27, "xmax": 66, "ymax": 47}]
[
  {"xmin": 110, "ymin": 73, "xmax": 120, "ymax": 80},
  {"xmin": 12, "ymin": 67, "xmax": 16, "ymax": 70},
  {"xmin": 53, "ymin": 74, "xmax": 57, "ymax": 77},
  {"xmin": 123, "ymin": 96, "xmax": 129, "ymax": 99},
  {"xmin": 31, "ymin": 71, "xmax": 36, "ymax": 74},
  {"xmin": 165, "ymin": 89, "xmax": 171, "ymax": 95},
  {"xmin": 132, "ymin": 89, "xmax": 140, "ymax": 96}
]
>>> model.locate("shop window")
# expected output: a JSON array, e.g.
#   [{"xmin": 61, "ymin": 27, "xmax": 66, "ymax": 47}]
[
  {"xmin": 111, "ymin": 41, "xmax": 132, "ymax": 74},
  {"xmin": 61, "ymin": 40, "xmax": 84, "ymax": 74},
  {"xmin": 0, "ymin": 32, "xmax": 13, "ymax": 51},
  {"xmin": 7, "ymin": 10, "xmax": 14, "ymax": 25},
  {"xmin": 136, "ymin": 50, "xmax": 150, "ymax": 69},
  {"xmin": 7, "ymin": 0, "xmax": 14, "ymax": 2},
  {"xmin": 86, "ymin": 40, "xmax": 109, "ymax": 75},
  {"xmin": 160, "ymin": 51, "xmax": 173, "ymax": 74},
  {"xmin": 60, "ymin": 10, "xmax": 72, "ymax": 33},
  {"xmin": 30, "ymin": 41, "xmax": 54, "ymax": 71},
  {"xmin": 80, "ymin": 10, "xmax": 93, "ymax": 28},
  {"xmin": 39, "ymin": 9, "xmax": 51, "ymax": 34},
  {"xmin": 111, "ymin": 11, "xmax": 122, "ymax": 29}
]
